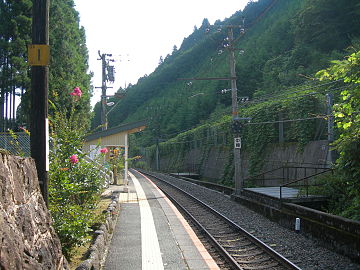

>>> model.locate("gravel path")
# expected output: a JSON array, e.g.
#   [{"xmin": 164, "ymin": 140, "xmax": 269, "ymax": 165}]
[{"xmin": 148, "ymin": 171, "xmax": 359, "ymax": 270}]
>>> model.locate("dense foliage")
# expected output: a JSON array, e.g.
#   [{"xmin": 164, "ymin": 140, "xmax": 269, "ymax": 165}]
[
  {"xmin": 48, "ymin": 0, "xmax": 92, "ymax": 125},
  {"xmin": 0, "ymin": 0, "xmax": 98, "ymax": 257},
  {"xmin": 0, "ymin": 0, "xmax": 32, "ymax": 129},
  {"xmin": 122, "ymin": 0, "xmax": 360, "ymax": 219},
  {"xmin": 0, "ymin": 0, "xmax": 92, "ymax": 128},
  {"xmin": 49, "ymin": 91, "xmax": 105, "ymax": 258},
  {"xmin": 317, "ymin": 49, "xmax": 360, "ymax": 220},
  {"xmin": 94, "ymin": 0, "xmax": 360, "ymax": 147}
]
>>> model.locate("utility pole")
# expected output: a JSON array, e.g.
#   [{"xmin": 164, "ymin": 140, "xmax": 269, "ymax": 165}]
[
  {"xmin": 227, "ymin": 26, "xmax": 243, "ymax": 195},
  {"xmin": 29, "ymin": 0, "xmax": 50, "ymax": 205},
  {"xmin": 97, "ymin": 51, "xmax": 114, "ymax": 130},
  {"xmin": 177, "ymin": 24, "xmax": 246, "ymax": 193}
]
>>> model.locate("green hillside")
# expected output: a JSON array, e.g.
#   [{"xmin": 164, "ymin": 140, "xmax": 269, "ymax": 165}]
[{"xmin": 93, "ymin": 0, "xmax": 359, "ymax": 147}]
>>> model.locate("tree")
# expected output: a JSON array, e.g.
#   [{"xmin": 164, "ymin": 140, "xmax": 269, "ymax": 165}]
[
  {"xmin": 48, "ymin": 0, "xmax": 92, "ymax": 125},
  {"xmin": 0, "ymin": 0, "xmax": 32, "ymax": 129},
  {"xmin": 158, "ymin": 56, "xmax": 164, "ymax": 65},
  {"xmin": 317, "ymin": 48, "xmax": 360, "ymax": 220},
  {"xmin": 15, "ymin": 0, "xmax": 92, "ymax": 128}
]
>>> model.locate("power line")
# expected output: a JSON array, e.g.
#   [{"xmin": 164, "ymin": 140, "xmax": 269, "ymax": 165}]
[{"xmin": 245, "ymin": 116, "xmax": 326, "ymax": 126}]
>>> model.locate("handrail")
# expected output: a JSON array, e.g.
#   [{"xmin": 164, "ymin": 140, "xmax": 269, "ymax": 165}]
[
  {"xmin": 281, "ymin": 168, "xmax": 332, "ymax": 188},
  {"xmin": 280, "ymin": 168, "xmax": 332, "ymax": 201},
  {"xmin": 245, "ymin": 165, "xmax": 331, "ymax": 185}
]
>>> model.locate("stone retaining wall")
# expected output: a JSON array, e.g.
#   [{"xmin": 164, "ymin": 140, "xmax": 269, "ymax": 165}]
[
  {"xmin": 75, "ymin": 193, "xmax": 120, "ymax": 270},
  {"xmin": 0, "ymin": 153, "xmax": 68, "ymax": 269}
]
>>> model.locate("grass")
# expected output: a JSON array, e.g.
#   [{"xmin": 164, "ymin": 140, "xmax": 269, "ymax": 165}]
[{"xmin": 69, "ymin": 195, "xmax": 113, "ymax": 269}]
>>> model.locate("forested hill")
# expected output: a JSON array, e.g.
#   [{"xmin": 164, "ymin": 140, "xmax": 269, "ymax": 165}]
[{"xmin": 92, "ymin": 0, "xmax": 360, "ymax": 146}]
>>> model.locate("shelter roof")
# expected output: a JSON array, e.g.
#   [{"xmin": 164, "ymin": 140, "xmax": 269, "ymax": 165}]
[{"xmin": 85, "ymin": 120, "xmax": 147, "ymax": 142}]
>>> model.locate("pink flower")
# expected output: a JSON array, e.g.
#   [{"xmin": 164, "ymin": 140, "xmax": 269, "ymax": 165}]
[
  {"xmin": 100, "ymin": 148, "xmax": 108, "ymax": 154},
  {"xmin": 69, "ymin": 154, "xmax": 79, "ymax": 164},
  {"xmin": 70, "ymin": 87, "xmax": 82, "ymax": 98}
]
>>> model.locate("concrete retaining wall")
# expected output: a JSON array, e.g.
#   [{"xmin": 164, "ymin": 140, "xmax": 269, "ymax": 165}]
[
  {"xmin": 158, "ymin": 140, "xmax": 331, "ymax": 182},
  {"xmin": 231, "ymin": 193, "xmax": 360, "ymax": 262}
]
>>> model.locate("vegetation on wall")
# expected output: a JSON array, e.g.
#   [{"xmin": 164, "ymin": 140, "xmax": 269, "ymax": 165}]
[{"xmin": 133, "ymin": 86, "xmax": 327, "ymax": 180}]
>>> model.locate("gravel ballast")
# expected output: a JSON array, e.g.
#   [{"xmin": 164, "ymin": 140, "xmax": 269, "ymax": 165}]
[{"xmin": 146, "ymin": 171, "xmax": 359, "ymax": 270}]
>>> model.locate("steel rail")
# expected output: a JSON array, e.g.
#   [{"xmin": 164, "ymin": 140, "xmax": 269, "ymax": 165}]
[
  {"xmin": 140, "ymin": 170, "xmax": 302, "ymax": 270},
  {"xmin": 160, "ymin": 184, "xmax": 243, "ymax": 270}
]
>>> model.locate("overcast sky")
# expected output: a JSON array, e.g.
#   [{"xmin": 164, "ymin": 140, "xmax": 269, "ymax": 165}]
[{"xmin": 73, "ymin": 0, "xmax": 249, "ymax": 106}]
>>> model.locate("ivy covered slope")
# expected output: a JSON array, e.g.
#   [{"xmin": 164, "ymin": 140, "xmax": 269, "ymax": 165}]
[
  {"xmin": 93, "ymin": 0, "xmax": 360, "ymax": 145},
  {"xmin": 0, "ymin": 0, "xmax": 93, "ymax": 127}
]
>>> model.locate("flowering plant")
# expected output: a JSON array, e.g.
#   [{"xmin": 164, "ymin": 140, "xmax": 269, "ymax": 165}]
[
  {"xmin": 69, "ymin": 154, "xmax": 79, "ymax": 164},
  {"xmin": 49, "ymin": 86, "xmax": 105, "ymax": 258},
  {"xmin": 70, "ymin": 86, "xmax": 82, "ymax": 97},
  {"xmin": 100, "ymin": 147, "xmax": 108, "ymax": 154}
]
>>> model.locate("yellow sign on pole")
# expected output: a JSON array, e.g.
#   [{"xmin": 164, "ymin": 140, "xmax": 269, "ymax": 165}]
[{"xmin": 28, "ymin": 44, "xmax": 50, "ymax": 66}]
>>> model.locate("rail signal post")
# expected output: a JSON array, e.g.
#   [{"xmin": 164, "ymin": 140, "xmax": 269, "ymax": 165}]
[{"xmin": 29, "ymin": 0, "xmax": 50, "ymax": 205}]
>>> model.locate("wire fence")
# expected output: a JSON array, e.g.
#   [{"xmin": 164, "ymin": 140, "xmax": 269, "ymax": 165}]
[{"xmin": 0, "ymin": 132, "xmax": 30, "ymax": 156}]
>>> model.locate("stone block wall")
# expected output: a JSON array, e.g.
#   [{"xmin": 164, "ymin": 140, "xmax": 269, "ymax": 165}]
[{"xmin": 0, "ymin": 153, "xmax": 68, "ymax": 269}]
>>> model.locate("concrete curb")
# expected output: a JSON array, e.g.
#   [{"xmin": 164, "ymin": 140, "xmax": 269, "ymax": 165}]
[{"xmin": 75, "ymin": 192, "xmax": 121, "ymax": 270}]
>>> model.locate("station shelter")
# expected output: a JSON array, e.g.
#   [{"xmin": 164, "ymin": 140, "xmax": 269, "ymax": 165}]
[{"xmin": 83, "ymin": 120, "xmax": 146, "ymax": 184}]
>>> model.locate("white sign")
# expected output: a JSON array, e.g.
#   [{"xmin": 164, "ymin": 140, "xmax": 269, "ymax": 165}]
[
  {"xmin": 46, "ymin": 118, "xmax": 49, "ymax": 171},
  {"xmin": 234, "ymin": 137, "xmax": 241, "ymax": 149}
]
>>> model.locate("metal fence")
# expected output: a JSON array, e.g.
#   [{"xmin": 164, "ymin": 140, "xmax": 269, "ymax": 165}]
[{"xmin": 0, "ymin": 132, "xmax": 30, "ymax": 156}]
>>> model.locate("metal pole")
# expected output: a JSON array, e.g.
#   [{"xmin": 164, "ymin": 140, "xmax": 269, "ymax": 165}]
[
  {"xmin": 326, "ymin": 93, "xmax": 335, "ymax": 165},
  {"xmin": 30, "ymin": 0, "xmax": 50, "ymax": 205}
]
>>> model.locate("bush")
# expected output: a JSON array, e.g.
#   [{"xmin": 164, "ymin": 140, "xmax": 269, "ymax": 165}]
[{"xmin": 48, "ymin": 88, "xmax": 105, "ymax": 258}]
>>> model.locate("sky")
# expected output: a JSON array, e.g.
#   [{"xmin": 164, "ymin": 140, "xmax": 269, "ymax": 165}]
[{"xmin": 73, "ymin": 0, "xmax": 249, "ymax": 107}]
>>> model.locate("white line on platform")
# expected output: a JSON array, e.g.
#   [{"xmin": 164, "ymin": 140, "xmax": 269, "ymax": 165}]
[{"xmin": 129, "ymin": 171, "xmax": 165, "ymax": 270}]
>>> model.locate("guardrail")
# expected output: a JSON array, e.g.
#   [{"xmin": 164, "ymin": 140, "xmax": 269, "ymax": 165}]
[{"xmin": 245, "ymin": 165, "xmax": 330, "ymax": 187}]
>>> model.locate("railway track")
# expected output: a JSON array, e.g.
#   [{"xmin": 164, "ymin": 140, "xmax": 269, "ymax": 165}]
[{"xmin": 140, "ymin": 170, "xmax": 301, "ymax": 270}]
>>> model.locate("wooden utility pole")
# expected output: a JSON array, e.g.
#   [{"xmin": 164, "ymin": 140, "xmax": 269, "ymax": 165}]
[
  {"xmin": 227, "ymin": 26, "xmax": 243, "ymax": 195},
  {"xmin": 30, "ymin": 0, "xmax": 50, "ymax": 205},
  {"xmin": 97, "ymin": 51, "xmax": 114, "ymax": 130}
]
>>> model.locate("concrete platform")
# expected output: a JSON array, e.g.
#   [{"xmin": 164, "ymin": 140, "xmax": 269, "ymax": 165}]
[
  {"xmin": 245, "ymin": 187, "xmax": 299, "ymax": 199},
  {"xmin": 104, "ymin": 169, "xmax": 219, "ymax": 270}
]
